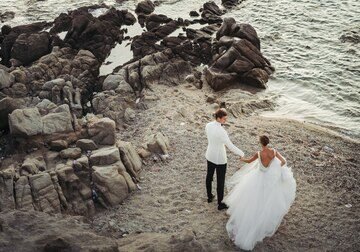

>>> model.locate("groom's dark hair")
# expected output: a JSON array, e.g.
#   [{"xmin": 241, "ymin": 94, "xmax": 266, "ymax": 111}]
[
  {"xmin": 214, "ymin": 109, "xmax": 227, "ymax": 119},
  {"xmin": 260, "ymin": 135, "xmax": 270, "ymax": 146}
]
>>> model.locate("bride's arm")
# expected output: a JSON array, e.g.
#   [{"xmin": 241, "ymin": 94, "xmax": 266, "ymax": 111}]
[
  {"xmin": 276, "ymin": 151, "xmax": 286, "ymax": 166},
  {"xmin": 240, "ymin": 153, "xmax": 258, "ymax": 163}
]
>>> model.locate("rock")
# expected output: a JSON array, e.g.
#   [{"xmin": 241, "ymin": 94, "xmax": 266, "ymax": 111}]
[
  {"xmin": 0, "ymin": 11, "xmax": 15, "ymax": 23},
  {"xmin": 137, "ymin": 148, "xmax": 152, "ymax": 159},
  {"xmin": 241, "ymin": 68, "xmax": 269, "ymax": 88},
  {"xmin": 5, "ymin": 82, "xmax": 28, "ymax": 97},
  {"xmin": 55, "ymin": 164, "xmax": 94, "ymax": 216},
  {"xmin": 117, "ymin": 141, "xmax": 142, "ymax": 179},
  {"xmin": 322, "ymin": 146, "xmax": 334, "ymax": 153},
  {"xmin": 124, "ymin": 107, "xmax": 136, "ymax": 122},
  {"xmin": 1, "ymin": 22, "xmax": 49, "ymax": 66},
  {"xmin": 0, "ymin": 210, "xmax": 119, "ymax": 252},
  {"xmin": 49, "ymin": 171, "xmax": 68, "ymax": 210},
  {"xmin": 60, "ymin": 148, "xmax": 82, "ymax": 159},
  {"xmin": 144, "ymin": 132, "xmax": 170, "ymax": 155},
  {"xmin": 185, "ymin": 71, "xmax": 202, "ymax": 89},
  {"xmin": 36, "ymin": 99, "xmax": 58, "ymax": 115},
  {"xmin": 73, "ymin": 156, "xmax": 91, "ymax": 186},
  {"xmin": 201, "ymin": 1, "xmax": 223, "ymax": 24},
  {"xmin": 206, "ymin": 94, "xmax": 217, "ymax": 103},
  {"xmin": 50, "ymin": 140, "xmax": 69, "ymax": 151},
  {"xmin": 90, "ymin": 146, "xmax": 120, "ymax": 166},
  {"xmin": 114, "ymin": 69, "xmax": 133, "ymax": 94},
  {"xmin": 123, "ymin": 49, "xmax": 192, "ymax": 96},
  {"xmin": 205, "ymin": 36, "xmax": 274, "ymax": 90},
  {"xmin": 92, "ymin": 92, "xmax": 134, "ymax": 127},
  {"xmin": 222, "ymin": 0, "xmax": 241, "ymax": 8},
  {"xmin": 42, "ymin": 78, "xmax": 66, "ymax": 91},
  {"xmin": 0, "ymin": 69, "xmax": 15, "ymax": 89},
  {"xmin": 0, "ymin": 166, "xmax": 16, "ymax": 211},
  {"xmin": 216, "ymin": 18, "xmax": 260, "ymax": 49},
  {"xmin": 103, "ymin": 74, "xmax": 125, "ymax": 90},
  {"xmin": 60, "ymin": 9, "xmax": 127, "ymax": 62},
  {"xmin": 189, "ymin": 11, "xmax": 200, "ymax": 17},
  {"xmin": 76, "ymin": 139, "xmax": 98, "ymax": 151},
  {"xmin": 204, "ymin": 67, "xmax": 239, "ymax": 91},
  {"xmin": 21, "ymin": 155, "xmax": 46, "ymax": 176},
  {"xmin": 340, "ymin": 29, "xmax": 360, "ymax": 44},
  {"xmin": 0, "ymin": 97, "xmax": 25, "ymax": 130},
  {"xmin": 42, "ymin": 104, "xmax": 74, "ymax": 135},
  {"xmin": 11, "ymin": 32, "xmax": 51, "ymax": 65},
  {"xmin": 15, "ymin": 176, "xmax": 34, "ymax": 210},
  {"xmin": 135, "ymin": 0, "xmax": 155, "ymax": 15},
  {"xmin": 9, "ymin": 107, "xmax": 43, "ymax": 136},
  {"xmin": 92, "ymin": 164, "xmax": 129, "ymax": 207},
  {"xmin": 28, "ymin": 172, "xmax": 61, "ymax": 213},
  {"xmin": 88, "ymin": 117, "xmax": 116, "ymax": 145}
]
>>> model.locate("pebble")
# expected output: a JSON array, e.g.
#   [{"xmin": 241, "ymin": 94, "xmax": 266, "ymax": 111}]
[{"xmin": 322, "ymin": 146, "xmax": 334, "ymax": 153}]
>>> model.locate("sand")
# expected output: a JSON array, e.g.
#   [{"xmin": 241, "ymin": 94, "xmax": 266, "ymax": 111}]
[{"xmin": 89, "ymin": 82, "xmax": 360, "ymax": 251}]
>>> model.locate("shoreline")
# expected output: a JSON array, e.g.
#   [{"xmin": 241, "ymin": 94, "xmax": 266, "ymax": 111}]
[{"xmin": 0, "ymin": 2, "xmax": 359, "ymax": 251}]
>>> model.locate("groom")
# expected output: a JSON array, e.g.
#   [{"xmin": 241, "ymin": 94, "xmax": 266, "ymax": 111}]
[{"xmin": 205, "ymin": 109, "xmax": 245, "ymax": 210}]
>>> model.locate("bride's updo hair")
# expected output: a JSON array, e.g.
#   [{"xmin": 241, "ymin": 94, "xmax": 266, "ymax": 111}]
[
  {"xmin": 214, "ymin": 108, "xmax": 227, "ymax": 119},
  {"xmin": 260, "ymin": 135, "xmax": 270, "ymax": 146}
]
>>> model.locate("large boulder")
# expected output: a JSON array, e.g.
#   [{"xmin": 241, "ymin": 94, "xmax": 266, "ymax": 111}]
[
  {"xmin": 201, "ymin": 1, "xmax": 223, "ymax": 24},
  {"xmin": 117, "ymin": 140, "xmax": 142, "ymax": 179},
  {"xmin": 102, "ymin": 73, "xmax": 130, "ymax": 91},
  {"xmin": 15, "ymin": 176, "xmax": 34, "ymax": 210},
  {"xmin": 55, "ymin": 164, "xmax": 94, "ymax": 216},
  {"xmin": 28, "ymin": 172, "xmax": 61, "ymax": 213},
  {"xmin": 42, "ymin": 104, "xmax": 74, "ymax": 135},
  {"xmin": 216, "ymin": 17, "xmax": 260, "ymax": 49},
  {"xmin": 90, "ymin": 146, "xmax": 120, "ymax": 166},
  {"xmin": 11, "ymin": 32, "xmax": 51, "ymax": 65},
  {"xmin": 135, "ymin": 0, "xmax": 155, "ymax": 15},
  {"xmin": 9, "ymin": 107, "xmax": 43, "ymax": 136},
  {"xmin": 92, "ymin": 164, "xmax": 129, "ymax": 207},
  {"xmin": 206, "ymin": 36, "xmax": 274, "ymax": 90},
  {"xmin": 0, "ymin": 21, "xmax": 49, "ymax": 66},
  {"xmin": 87, "ymin": 117, "xmax": 116, "ymax": 145}
]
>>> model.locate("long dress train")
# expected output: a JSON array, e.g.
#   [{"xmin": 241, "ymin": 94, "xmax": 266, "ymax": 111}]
[{"xmin": 223, "ymin": 151, "xmax": 296, "ymax": 250}]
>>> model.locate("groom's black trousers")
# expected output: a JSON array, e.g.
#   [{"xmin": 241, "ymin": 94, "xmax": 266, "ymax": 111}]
[{"xmin": 206, "ymin": 160, "xmax": 227, "ymax": 205}]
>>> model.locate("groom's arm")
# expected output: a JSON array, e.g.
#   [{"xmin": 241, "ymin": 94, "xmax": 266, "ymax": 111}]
[{"xmin": 222, "ymin": 129, "xmax": 245, "ymax": 157}]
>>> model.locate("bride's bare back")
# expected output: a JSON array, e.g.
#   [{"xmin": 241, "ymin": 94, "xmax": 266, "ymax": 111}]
[{"xmin": 241, "ymin": 147, "xmax": 285, "ymax": 167}]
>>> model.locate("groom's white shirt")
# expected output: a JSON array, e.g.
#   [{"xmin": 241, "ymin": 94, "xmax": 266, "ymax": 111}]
[{"xmin": 205, "ymin": 121, "xmax": 244, "ymax": 165}]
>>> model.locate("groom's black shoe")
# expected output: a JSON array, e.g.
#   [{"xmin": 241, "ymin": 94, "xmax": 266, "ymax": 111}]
[
  {"xmin": 218, "ymin": 203, "xmax": 229, "ymax": 211},
  {"xmin": 207, "ymin": 194, "xmax": 215, "ymax": 203}
]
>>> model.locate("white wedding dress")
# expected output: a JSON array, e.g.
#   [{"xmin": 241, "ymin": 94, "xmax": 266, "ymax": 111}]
[{"xmin": 223, "ymin": 150, "xmax": 296, "ymax": 251}]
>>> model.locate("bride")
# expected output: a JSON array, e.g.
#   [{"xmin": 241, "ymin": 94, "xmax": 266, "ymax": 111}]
[{"xmin": 223, "ymin": 135, "xmax": 296, "ymax": 250}]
